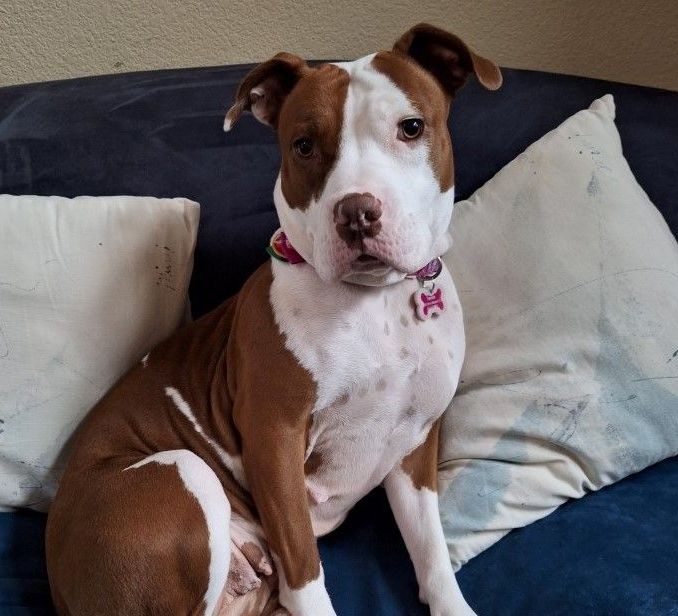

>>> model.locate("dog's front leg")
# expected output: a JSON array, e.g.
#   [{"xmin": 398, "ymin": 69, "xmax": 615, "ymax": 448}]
[
  {"xmin": 229, "ymin": 266, "xmax": 336, "ymax": 616},
  {"xmin": 384, "ymin": 420, "xmax": 476, "ymax": 616},
  {"xmin": 239, "ymin": 419, "xmax": 336, "ymax": 616}
]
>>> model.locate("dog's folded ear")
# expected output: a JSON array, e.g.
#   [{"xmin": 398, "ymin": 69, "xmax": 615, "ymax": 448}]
[
  {"xmin": 224, "ymin": 52, "xmax": 308, "ymax": 131},
  {"xmin": 393, "ymin": 23, "xmax": 502, "ymax": 96}
]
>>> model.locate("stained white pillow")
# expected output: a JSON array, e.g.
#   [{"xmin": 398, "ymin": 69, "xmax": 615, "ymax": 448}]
[
  {"xmin": 439, "ymin": 96, "xmax": 678, "ymax": 570},
  {"xmin": 0, "ymin": 195, "xmax": 200, "ymax": 511}
]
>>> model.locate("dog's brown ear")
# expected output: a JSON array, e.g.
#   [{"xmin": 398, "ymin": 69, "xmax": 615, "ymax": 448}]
[
  {"xmin": 224, "ymin": 52, "xmax": 308, "ymax": 131},
  {"xmin": 393, "ymin": 23, "xmax": 502, "ymax": 96}
]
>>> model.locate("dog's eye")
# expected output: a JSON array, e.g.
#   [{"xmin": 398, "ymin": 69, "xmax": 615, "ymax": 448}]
[
  {"xmin": 293, "ymin": 137, "xmax": 315, "ymax": 158},
  {"xmin": 398, "ymin": 118, "xmax": 425, "ymax": 141}
]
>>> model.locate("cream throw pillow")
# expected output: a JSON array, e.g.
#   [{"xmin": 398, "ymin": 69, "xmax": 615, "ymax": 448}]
[
  {"xmin": 0, "ymin": 195, "xmax": 200, "ymax": 511},
  {"xmin": 439, "ymin": 96, "xmax": 678, "ymax": 570}
]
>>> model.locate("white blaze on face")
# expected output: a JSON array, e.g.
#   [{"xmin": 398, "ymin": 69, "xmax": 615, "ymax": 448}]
[{"xmin": 274, "ymin": 53, "xmax": 455, "ymax": 285}]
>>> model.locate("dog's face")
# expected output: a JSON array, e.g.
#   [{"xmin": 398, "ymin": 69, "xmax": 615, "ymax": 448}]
[{"xmin": 225, "ymin": 24, "xmax": 501, "ymax": 285}]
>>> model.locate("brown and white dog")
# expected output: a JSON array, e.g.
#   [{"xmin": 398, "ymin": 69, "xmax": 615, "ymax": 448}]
[{"xmin": 46, "ymin": 23, "xmax": 501, "ymax": 616}]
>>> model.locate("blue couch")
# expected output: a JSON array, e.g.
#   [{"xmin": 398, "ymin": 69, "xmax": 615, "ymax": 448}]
[{"xmin": 1, "ymin": 63, "xmax": 677, "ymax": 615}]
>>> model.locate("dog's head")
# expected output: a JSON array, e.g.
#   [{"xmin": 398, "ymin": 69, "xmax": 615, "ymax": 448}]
[{"xmin": 225, "ymin": 23, "xmax": 501, "ymax": 285}]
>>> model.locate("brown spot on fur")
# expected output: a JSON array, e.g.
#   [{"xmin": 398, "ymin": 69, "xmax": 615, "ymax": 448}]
[
  {"xmin": 401, "ymin": 419, "xmax": 441, "ymax": 491},
  {"xmin": 226, "ymin": 57, "xmax": 349, "ymax": 212},
  {"xmin": 399, "ymin": 314, "xmax": 409, "ymax": 327},
  {"xmin": 374, "ymin": 26, "xmax": 500, "ymax": 193},
  {"xmin": 427, "ymin": 335, "xmax": 434, "ymax": 345},
  {"xmin": 336, "ymin": 392, "xmax": 350, "ymax": 406},
  {"xmin": 400, "ymin": 347, "xmax": 409, "ymax": 359},
  {"xmin": 372, "ymin": 51, "xmax": 454, "ymax": 192},
  {"xmin": 278, "ymin": 64, "xmax": 350, "ymax": 209}
]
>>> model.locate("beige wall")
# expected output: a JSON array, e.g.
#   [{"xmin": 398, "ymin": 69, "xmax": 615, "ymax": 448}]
[{"xmin": 1, "ymin": 0, "xmax": 677, "ymax": 90}]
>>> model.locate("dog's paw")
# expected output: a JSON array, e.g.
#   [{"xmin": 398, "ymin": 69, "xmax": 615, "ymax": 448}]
[
  {"xmin": 278, "ymin": 571, "xmax": 337, "ymax": 616},
  {"xmin": 224, "ymin": 541, "xmax": 263, "ymax": 599},
  {"xmin": 429, "ymin": 600, "xmax": 478, "ymax": 616},
  {"xmin": 230, "ymin": 514, "xmax": 274, "ymax": 576},
  {"xmin": 423, "ymin": 574, "xmax": 477, "ymax": 616}
]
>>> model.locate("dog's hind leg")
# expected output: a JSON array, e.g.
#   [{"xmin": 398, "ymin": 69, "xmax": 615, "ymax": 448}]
[
  {"xmin": 125, "ymin": 449, "xmax": 232, "ymax": 616},
  {"xmin": 47, "ymin": 449, "xmax": 232, "ymax": 616}
]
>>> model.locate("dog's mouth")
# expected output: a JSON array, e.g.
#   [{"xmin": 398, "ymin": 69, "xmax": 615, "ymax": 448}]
[
  {"xmin": 350, "ymin": 253, "xmax": 391, "ymax": 273},
  {"xmin": 356, "ymin": 254, "xmax": 384, "ymax": 265}
]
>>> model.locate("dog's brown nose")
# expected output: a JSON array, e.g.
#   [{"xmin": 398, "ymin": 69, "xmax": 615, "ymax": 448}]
[{"xmin": 334, "ymin": 192, "xmax": 382, "ymax": 245}]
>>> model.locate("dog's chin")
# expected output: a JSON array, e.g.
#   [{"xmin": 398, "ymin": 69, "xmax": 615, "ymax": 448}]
[
  {"xmin": 315, "ymin": 242, "xmax": 435, "ymax": 286},
  {"xmin": 334, "ymin": 255, "xmax": 405, "ymax": 287},
  {"xmin": 341, "ymin": 267, "xmax": 406, "ymax": 287}
]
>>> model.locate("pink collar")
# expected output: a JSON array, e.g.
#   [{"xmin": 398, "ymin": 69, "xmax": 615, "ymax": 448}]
[{"xmin": 267, "ymin": 228, "xmax": 442, "ymax": 281}]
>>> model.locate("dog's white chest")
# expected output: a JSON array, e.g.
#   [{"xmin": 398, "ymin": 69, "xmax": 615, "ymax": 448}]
[{"xmin": 270, "ymin": 261, "xmax": 464, "ymax": 536}]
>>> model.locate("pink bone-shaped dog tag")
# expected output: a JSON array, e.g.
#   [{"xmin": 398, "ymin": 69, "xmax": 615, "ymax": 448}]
[{"xmin": 414, "ymin": 286, "xmax": 445, "ymax": 320}]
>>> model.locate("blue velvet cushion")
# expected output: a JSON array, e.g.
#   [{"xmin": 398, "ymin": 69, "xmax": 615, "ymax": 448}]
[
  {"xmin": 0, "ymin": 510, "xmax": 52, "ymax": 616},
  {"xmin": 2, "ymin": 458, "xmax": 677, "ymax": 615},
  {"xmin": 1, "ymin": 63, "xmax": 677, "ymax": 614}
]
